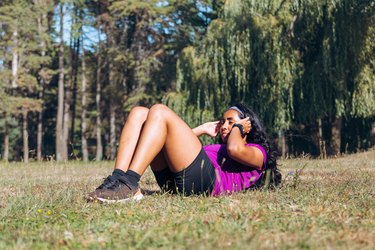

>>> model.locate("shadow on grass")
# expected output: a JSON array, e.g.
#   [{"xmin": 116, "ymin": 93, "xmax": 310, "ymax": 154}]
[{"xmin": 141, "ymin": 189, "xmax": 162, "ymax": 196}]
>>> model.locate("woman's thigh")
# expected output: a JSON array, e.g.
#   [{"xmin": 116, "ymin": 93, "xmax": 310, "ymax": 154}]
[{"xmin": 150, "ymin": 104, "xmax": 203, "ymax": 173}]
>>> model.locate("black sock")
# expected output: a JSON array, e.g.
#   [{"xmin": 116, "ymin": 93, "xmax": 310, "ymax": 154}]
[
  {"xmin": 112, "ymin": 169, "xmax": 126, "ymax": 179},
  {"xmin": 123, "ymin": 170, "xmax": 141, "ymax": 189}
]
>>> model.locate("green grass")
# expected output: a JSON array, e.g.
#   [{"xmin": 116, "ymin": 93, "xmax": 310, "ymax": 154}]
[{"xmin": 1, "ymin": 150, "xmax": 374, "ymax": 249}]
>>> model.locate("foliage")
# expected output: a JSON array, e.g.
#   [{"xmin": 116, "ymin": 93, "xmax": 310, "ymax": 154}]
[
  {"xmin": 0, "ymin": 0, "xmax": 50, "ymax": 113},
  {"xmin": 0, "ymin": 117, "xmax": 21, "ymax": 160},
  {"xmin": 176, "ymin": 0, "xmax": 301, "ymax": 132},
  {"xmin": 175, "ymin": 0, "xmax": 375, "ymax": 135},
  {"xmin": 162, "ymin": 90, "xmax": 217, "ymax": 145},
  {"xmin": 169, "ymin": 0, "xmax": 375, "ymax": 157},
  {"xmin": 0, "ymin": 0, "xmax": 374, "ymax": 160},
  {"xmin": 350, "ymin": 23, "xmax": 375, "ymax": 118},
  {"xmin": 293, "ymin": 0, "xmax": 375, "ymax": 121}
]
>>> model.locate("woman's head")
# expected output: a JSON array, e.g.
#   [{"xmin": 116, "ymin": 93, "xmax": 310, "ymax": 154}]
[
  {"xmin": 219, "ymin": 103, "xmax": 264, "ymax": 143},
  {"xmin": 219, "ymin": 108, "xmax": 244, "ymax": 142}
]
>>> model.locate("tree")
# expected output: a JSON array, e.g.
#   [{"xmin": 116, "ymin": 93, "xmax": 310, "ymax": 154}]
[
  {"xmin": 176, "ymin": 0, "xmax": 297, "ymax": 135},
  {"xmin": 292, "ymin": 0, "xmax": 375, "ymax": 155},
  {"xmin": 56, "ymin": 0, "xmax": 67, "ymax": 161},
  {"xmin": 175, "ymin": 0, "xmax": 374, "ymax": 156},
  {"xmin": 91, "ymin": 0, "xmax": 218, "ymax": 158},
  {"xmin": 0, "ymin": 0, "xmax": 46, "ymax": 161},
  {"xmin": 34, "ymin": 0, "xmax": 53, "ymax": 161},
  {"xmin": 80, "ymin": 38, "xmax": 88, "ymax": 161},
  {"xmin": 95, "ymin": 29, "xmax": 103, "ymax": 161}
]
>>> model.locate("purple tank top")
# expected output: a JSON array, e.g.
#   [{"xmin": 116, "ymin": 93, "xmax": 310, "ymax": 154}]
[{"xmin": 203, "ymin": 143, "xmax": 267, "ymax": 196}]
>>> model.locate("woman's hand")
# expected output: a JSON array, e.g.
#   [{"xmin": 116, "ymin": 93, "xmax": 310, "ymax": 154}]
[
  {"xmin": 203, "ymin": 121, "xmax": 221, "ymax": 137},
  {"xmin": 192, "ymin": 121, "xmax": 220, "ymax": 137},
  {"xmin": 236, "ymin": 117, "xmax": 252, "ymax": 135}
]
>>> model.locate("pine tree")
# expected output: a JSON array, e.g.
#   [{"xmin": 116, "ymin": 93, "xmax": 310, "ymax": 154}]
[
  {"xmin": 33, "ymin": 0, "xmax": 53, "ymax": 161},
  {"xmin": 0, "ymin": 0, "xmax": 46, "ymax": 161}
]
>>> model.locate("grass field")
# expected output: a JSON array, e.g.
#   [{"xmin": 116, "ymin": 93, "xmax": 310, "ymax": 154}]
[{"xmin": 0, "ymin": 150, "xmax": 374, "ymax": 249}]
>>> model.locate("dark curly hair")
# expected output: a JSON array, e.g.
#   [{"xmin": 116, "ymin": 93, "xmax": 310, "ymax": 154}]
[{"xmin": 226, "ymin": 103, "xmax": 282, "ymax": 188}]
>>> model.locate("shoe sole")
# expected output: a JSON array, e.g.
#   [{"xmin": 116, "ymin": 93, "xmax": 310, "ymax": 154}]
[{"xmin": 95, "ymin": 192, "xmax": 144, "ymax": 204}]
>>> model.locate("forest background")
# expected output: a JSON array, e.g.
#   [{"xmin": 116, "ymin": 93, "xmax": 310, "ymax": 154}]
[{"xmin": 0, "ymin": 0, "xmax": 374, "ymax": 162}]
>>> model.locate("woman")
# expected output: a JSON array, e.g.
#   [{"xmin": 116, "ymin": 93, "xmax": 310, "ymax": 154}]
[{"xmin": 88, "ymin": 103, "xmax": 280, "ymax": 203}]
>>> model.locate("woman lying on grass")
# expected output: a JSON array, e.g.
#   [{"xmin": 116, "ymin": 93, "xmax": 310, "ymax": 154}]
[{"xmin": 88, "ymin": 103, "xmax": 281, "ymax": 203}]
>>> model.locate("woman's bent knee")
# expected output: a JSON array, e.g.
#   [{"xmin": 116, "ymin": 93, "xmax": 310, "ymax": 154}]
[
  {"xmin": 148, "ymin": 104, "xmax": 171, "ymax": 118},
  {"xmin": 150, "ymin": 104, "xmax": 169, "ymax": 112},
  {"xmin": 129, "ymin": 106, "xmax": 149, "ymax": 122}
]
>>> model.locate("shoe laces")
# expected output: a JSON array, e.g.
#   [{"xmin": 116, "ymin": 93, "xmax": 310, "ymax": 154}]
[
  {"xmin": 97, "ymin": 175, "xmax": 118, "ymax": 190},
  {"xmin": 108, "ymin": 176, "xmax": 134, "ymax": 191}
]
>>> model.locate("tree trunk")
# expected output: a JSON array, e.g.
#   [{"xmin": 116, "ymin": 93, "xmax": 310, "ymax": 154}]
[
  {"xmin": 329, "ymin": 117, "xmax": 342, "ymax": 156},
  {"xmin": 3, "ymin": 114, "xmax": 9, "ymax": 161},
  {"xmin": 67, "ymin": 47, "xmax": 75, "ymax": 146},
  {"xmin": 69, "ymin": 9, "xmax": 81, "ymax": 146},
  {"xmin": 62, "ymin": 3, "xmax": 71, "ymax": 160},
  {"xmin": 96, "ymin": 34, "xmax": 103, "ymax": 161},
  {"xmin": 278, "ymin": 129, "xmax": 287, "ymax": 158},
  {"xmin": 81, "ymin": 42, "xmax": 88, "ymax": 161},
  {"xmin": 63, "ymin": 79, "xmax": 71, "ymax": 159},
  {"xmin": 56, "ymin": 2, "xmax": 66, "ymax": 161},
  {"xmin": 22, "ymin": 110, "xmax": 29, "ymax": 163},
  {"xmin": 108, "ymin": 28, "xmax": 116, "ymax": 160},
  {"xmin": 109, "ymin": 61, "xmax": 116, "ymax": 160},
  {"xmin": 36, "ymin": 11, "xmax": 47, "ymax": 161},
  {"xmin": 9, "ymin": 27, "xmax": 17, "ymax": 161},
  {"xmin": 317, "ymin": 118, "xmax": 326, "ymax": 159},
  {"xmin": 371, "ymin": 121, "xmax": 375, "ymax": 147},
  {"xmin": 356, "ymin": 123, "xmax": 361, "ymax": 151},
  {"xmin": 11, "ymin": 29, "xmax": 18, "ymax": 88},
  {"xmin": 37, "ymin": 104, "xmax": 43, "ymax": 161}
]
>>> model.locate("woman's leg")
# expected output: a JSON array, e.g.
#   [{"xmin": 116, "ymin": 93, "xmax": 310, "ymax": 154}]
[
  {"xmin": 128, "ymin": 104, "xmax": 202, "ymax": 175},
  {"xmin": 114, "ymin": 106, "xmax": 149, "ymax": 171},
  {"xmin": 114, "ymin": 105, "xmax": 171, "ymax": 178},
  {"xmin": 128, "ymin": 104, "xmax": 217, "ymax": 195},
  {"xmin": 90, "ymin": 104, "xmax": 207, "ymax": 202},
  {"xmin": 88, "ymin": 106, "xmax": 148, "ymax": 201}
]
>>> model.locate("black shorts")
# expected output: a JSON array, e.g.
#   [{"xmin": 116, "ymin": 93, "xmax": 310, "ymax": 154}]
[{"xmin": 152, "ymin": 148, "xmax": 216, "ymax": 195}]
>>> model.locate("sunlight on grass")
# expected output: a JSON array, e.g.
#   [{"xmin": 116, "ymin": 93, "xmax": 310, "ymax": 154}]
[{"xmin": 0, "ymin": 150, "xmax": 374, "ymax": 249}]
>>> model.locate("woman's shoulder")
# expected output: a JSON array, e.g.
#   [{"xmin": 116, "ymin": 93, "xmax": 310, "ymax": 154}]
[{"xmin": 245, "ymin": 143, "xmax": 267, "ymax": 162}]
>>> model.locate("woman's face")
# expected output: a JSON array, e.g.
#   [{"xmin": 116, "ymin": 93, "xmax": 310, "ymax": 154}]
[{"xmin": 219, "ymin": 109, "xmax": 242, "ymax": 142}]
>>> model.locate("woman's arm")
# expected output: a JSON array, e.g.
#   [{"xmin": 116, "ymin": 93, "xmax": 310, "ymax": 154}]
[
  {"xmin": 192, "ymin": 121, "xmax": 220, "ymax": 137},
  {"xmin": 226, "ymin": 119, "xmax": 264, "ymax": 169}
]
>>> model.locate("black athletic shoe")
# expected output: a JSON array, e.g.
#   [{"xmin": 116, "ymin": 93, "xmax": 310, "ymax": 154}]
[
  {"xmin": 87, "ymin": 175, "xmax": 117, "ymax": 201},
  {"xmin": 88, "ymin": 175, "xmax": 143, "ymax": 203}
]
